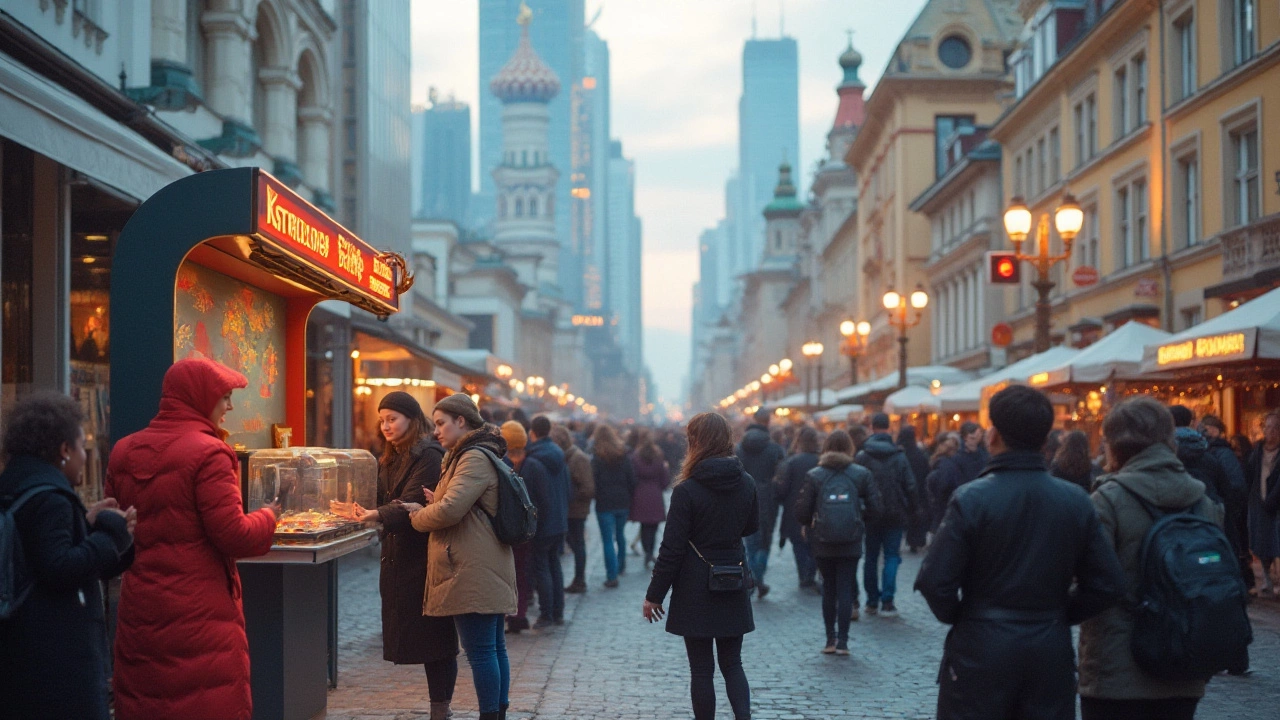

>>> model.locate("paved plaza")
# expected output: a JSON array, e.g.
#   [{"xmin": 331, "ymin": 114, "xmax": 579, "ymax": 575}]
[{"xmin": 325, "ymin": 523, "xmax": 1280, "ymax": 720}]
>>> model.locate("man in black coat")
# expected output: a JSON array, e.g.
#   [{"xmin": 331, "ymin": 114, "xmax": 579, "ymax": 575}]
[
  {"xmin": 1202, "ymin": 415, "xmax": 1252, "ymax": 591},
  {"xmin": 527, "ymin": 416, "xmax": 571, "ymax": 629},
  {"xmin": 735, "ymin": 409, "xmax": 786, "ymax": 598},
  {"xmin": 915, "ymin": 385, "xmax": 1125, "ymax": 720},
  {"xmin": 856, "ymin": 413, "xmax": 919, "ymax": 617},
  {"xmin": 1170, "ymin": 405, "xmax": 1230, "ymax": 504}
]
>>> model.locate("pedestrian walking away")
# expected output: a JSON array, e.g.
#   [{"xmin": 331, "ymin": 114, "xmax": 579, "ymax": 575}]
[
  {"xmin": 630, "ymin": 428, "xmax": 672, "ymax": 570},
  {"xmin": 1050, "ymin": 429, "xmax": 1098, "ymax": 492},
  {"xmin": 858, "ymin": 413, "xmax": 920, "ymax": 617},
  {"xmin": 1200, "ymin": 415, "xmax": 1252, "ymax": 596},
  {"xmin": 1079, "ymin": 397, "xmax": 1242, "ymax": 720},
  {"xmin": 928, "ymin": 423, "xmax": 986, "ymax": 531},
  {"xmin": 897, "ymin": 426, "xmax": 932, "ymax": 552},
  {"xmin": 591, "ymin": 424, "xmax": 636, "ymax": 587},
  {"xmin": 916, "ymin": 385, "xmax": 1126, "ymax": 720},
  {"xmin": 773, "ymin": 426, "xmax": 822, "ymax": 590},
  {"xmin": 1246, "ymin": 410, "xmax": 1280, "ymax": 597},
  {"xmin": 735, "ymin": 408, "xmax": 786, "ymax": 598},
  {"xmin": 106, "ymin": 358, "xmax": 280, "ymax": 720},
  {"xmin": 526, "ymin": 416, "xmax": 570, "ymax": 629},
  {"xmin": 344, "ymin": 391, "xmax": 459, "ymax": 720},
  {"xmin": 499, "ymin": 421, "xmax": 542, "ymax": 634},
  {"xmin": 552, "ymin": 424, "xmax": 594, "ymax": 594},
  {"xmin": 793, "ymin": 429, "xmax": 882, "ymax": 654},
  {"xmin": 0, "ymin": 392, "xmax": 136, "ymax": 720},
  {"xmin": 644, "ymin": 411, "xmax": 758, "ymax": 720},
  {"xmin": 411, "ymin": 394, "xmax": 518, "ymax": 720}
]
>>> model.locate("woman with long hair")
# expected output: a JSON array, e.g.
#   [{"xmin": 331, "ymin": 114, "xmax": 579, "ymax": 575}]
[
  {"xmin": 794, "ymin": 430, "xmax": 882, "ymax": 653},
  {"xmin": 591, "ymin": 424, "xmax": 636, "ymax": 587},
  {"xmin": 630, "ymin": 428, "xmax": 672, "ymax": 569},
  {"xmin": 897, "ymin": 425, "xmax": 932, "ymax": 552},
  {"xmin": 644, "ymin": 412, "xmax": 758, "ymax": 720},
  {"xmin": 773, "ymin": 425, "xmax": 822, "ymax": 590},
  {"xmin": 409, "ymin": 394, "xmax": 517, "ymax": 720},
  {"xmin": 925, "ymin": 433, "xmax": 960, "ymax": 531},
  {"xmin": 344, "ymin": 391, "xmax": 458, "ymax": 720},
  {"xmin": 0, "ymin": 392, "xmax": 135, "ymax": 719},
  {"xmin": 1050, "ymin": 430, "xmax": 1096, "ymax": 492}
]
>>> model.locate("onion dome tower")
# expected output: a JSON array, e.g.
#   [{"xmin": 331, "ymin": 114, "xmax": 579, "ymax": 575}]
[
  {"xmin": 762, "ymin": 161, "xmax": 805, "ymax": 260},
  {"xmin": 829, "ymin": 33, "xmax": 867, "ymax": 161},
  {"xmin": 490, "ymin": 1, "xmax": 561, "ymax": 291}
]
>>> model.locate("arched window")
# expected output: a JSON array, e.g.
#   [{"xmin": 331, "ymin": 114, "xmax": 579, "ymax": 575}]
[
  {"xmin": 529, "ymin": 197, "xmax": 538, "ymax": 216},
  {"xmin": 775, "ymin": 231, "xmax": 783, "ymax": 250},
  {"xmin": 186, "ymin": 0, "xmax": 205, "ymax": 92},
  {"xmin": 515, "ymin": 198, "xmax": 524, "ymax": 217},
  {"xmin": 296, "ymin": 46, "xmax": 329, "ymax": 188},
  {"xmin": 499, "ymin": 197, "xmax": 507, "ymax": 218}
]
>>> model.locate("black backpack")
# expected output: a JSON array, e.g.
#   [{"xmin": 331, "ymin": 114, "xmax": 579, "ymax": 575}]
[
  {"xmin": 809, "ymin": 467, "xmax": 865, "ymax": 545},
  {"xmin": 472, "ymin": 447, "xmax": 538, "ymax": 545},
  {"xmin": 1, "ymin": 486, "xmax": 53, "ymax": 620},
  {"xmin": 1123, "ymin": 487, "xmax": 1252, "ymax": 682}
]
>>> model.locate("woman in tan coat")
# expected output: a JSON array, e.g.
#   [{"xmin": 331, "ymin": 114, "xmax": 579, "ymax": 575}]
[{"xmin": 409, "ymin": 394, "xmax": 517, "ymax": 720}]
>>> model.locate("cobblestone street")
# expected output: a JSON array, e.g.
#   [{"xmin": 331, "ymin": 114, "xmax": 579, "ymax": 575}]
[{"xmin": 325, "ymin": 522, "xmax": 1280, "ymax": 720}]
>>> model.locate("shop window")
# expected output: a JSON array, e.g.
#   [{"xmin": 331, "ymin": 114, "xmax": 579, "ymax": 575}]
[{"xmin": 1, "ymin": 140, "xmax": 35, "ymax": 402}]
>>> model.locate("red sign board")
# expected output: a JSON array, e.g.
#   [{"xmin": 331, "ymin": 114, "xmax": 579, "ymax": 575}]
[
  {"xmin": 1072, "ymin": 265, "xmax": 1099, "ymax": 287},
  {"xmin": 1135, "ymin": 278, "xmax": 1160, "ymax": 298},
  {"xmin": 991, "ymin": 322, "xmax": 1014, "ymax": 347},
  {"xmin": 254, "ymin": 172, "xmax": 399, "ymax": 312}
]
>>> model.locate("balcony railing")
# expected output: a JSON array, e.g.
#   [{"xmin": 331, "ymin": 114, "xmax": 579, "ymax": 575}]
[{"xmin": 1220, "ymin": 213, "xmax": 1280, "ymax": 282}]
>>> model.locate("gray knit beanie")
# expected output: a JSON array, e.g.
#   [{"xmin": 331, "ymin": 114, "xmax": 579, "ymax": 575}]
[{"xmin": 433, "ymin": 393, "xmax": 485, "ymax": 428}]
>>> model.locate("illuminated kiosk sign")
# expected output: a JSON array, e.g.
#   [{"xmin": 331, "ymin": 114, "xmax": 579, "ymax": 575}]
[
  {"xmin": 572, "ymin": 315, "xmax": 605, "ymax": 327},
  {"xmin": 1155, "ymin": 331, "xmax": 1255, "ymax": 369},
  {"xmin": 255, "ymin": 173, "xmax": 398, "ymax": 312}
]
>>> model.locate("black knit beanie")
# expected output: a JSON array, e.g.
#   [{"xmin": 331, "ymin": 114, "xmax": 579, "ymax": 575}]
[{"xmin": 378, "ymin": 391, "xmax": 426, "ymax": 424}]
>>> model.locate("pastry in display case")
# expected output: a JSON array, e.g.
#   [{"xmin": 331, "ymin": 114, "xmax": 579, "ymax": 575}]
[{"xmin": 246, "ymin": 447, "xmax": 378, "ymax": 545}]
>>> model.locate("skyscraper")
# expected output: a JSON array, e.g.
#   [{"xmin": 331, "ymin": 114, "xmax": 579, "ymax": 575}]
[
  {"xmin": 570, "ymin": 28, "xmax": 610, "ymax": 311},
  {"xmin": 412, "ymin": 93, "xmax": 471, "ymax": 225},
  {"xmin": 477, "ymin": 0, "xmax": 583, "ymax": 258},
  {"xmin": 607, "ymin": 140, "xmax": 642, "ymax": 375},
  {"xmin": 736, "ymin": 37, "xmax": 799, "ymax": 275}
]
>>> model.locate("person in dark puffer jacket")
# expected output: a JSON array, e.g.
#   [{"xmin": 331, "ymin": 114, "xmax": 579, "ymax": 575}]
[
  {"xmin": 735, "ymin": 409, "xmax": 786, "ymax": 598},
  {"xmin": 772, "ymin": 426, "xmax": 821, "ymax": 590},
  {"xmin": 856, "ymin": 413, "xmax": 919, "ymax": 617},
  {"xmin": 1201, "ymin": 415, "xmax": 1252, "ymax": 595},
  {"xmin": 1169, "ymin": 405, "xmax": 1230, "ymax": 506}
]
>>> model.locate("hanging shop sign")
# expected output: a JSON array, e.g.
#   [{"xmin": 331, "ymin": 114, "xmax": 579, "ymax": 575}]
[
  {"xmin": 991, "ymin": 322, "xmax": 1014, "ymax": 347},
  {"xmin": 255, "ymin": 173, "xmax": 399, "ymax": 312},
  {"xmin": 1154, "ymin": 329, "xmax": 1256, "ymax": 369},
  {"xmin": 1134, "ymin": 278, "xmax": 1160, "ymax": 298},
  {"xmin": 1072, "ymin": 266, "xmax": 1099, "ymax": 287}
]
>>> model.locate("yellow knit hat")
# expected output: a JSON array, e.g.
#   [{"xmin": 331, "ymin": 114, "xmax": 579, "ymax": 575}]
[{"xmin": 500, "ymin": 420, "xmax": 527, "ymax": 450}]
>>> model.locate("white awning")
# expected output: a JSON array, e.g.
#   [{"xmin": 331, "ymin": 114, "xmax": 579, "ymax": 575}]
[
  {"xmin": 1140, "ymin": 285, "xmax": 1280, "ymax": 373},
  {"xmin": 767, "ymin": 388, "xmax": 840, "ymax": 410},
  {"xmin": 1031, "ymin": 322, "xmax": 1171, "ymax": 387},
  {"xmin": 835, "ymin": 366, "xmax": 973, "ymax": 404},
  {"xmin": 936, "ymin": 346, "xmax": 1080, "ymax": 413},
  {"xmin": 814, "ymin": 404, "xmax": 865, "ymax": 422},
  {"xmin": 883, "ymin": 385, "xmax": 941, "ymax": 415}
]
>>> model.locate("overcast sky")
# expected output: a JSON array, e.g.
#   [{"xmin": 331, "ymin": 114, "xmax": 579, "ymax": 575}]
[{"xmin": 411, "ymin": 0, "xmax": 929, "ymax": 403}]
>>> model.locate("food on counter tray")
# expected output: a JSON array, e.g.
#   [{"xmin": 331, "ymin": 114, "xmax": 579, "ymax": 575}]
[{"xmin": 274, "ymin": 510, "xmax": 353, "ymax": 534}]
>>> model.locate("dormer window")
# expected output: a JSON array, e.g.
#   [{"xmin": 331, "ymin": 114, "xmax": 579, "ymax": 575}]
[{"xmin": 938, "ymin": 35, "xmax": 972, "ymax": 69}]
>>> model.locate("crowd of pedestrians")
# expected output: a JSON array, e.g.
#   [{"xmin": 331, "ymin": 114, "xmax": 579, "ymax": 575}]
[{"xmin": 2, "ymin": 353, "xmax": 1276, "ymax": 720}]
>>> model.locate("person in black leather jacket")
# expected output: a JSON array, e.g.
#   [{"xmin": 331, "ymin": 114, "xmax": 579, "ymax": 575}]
[
  {"xmin": 1201, "ymin": 415, "xmax": 1251, "ymax": 592},
  {"xmin": 915, "ymin": 385, "xmax": 1125, "ymax": 720},
  {"xmin": 856, "ymin": 413, "xmax": 919, "ymax": 617},
  {"xmin": 735, "ymin": 409, "xmax": 786, "ymax": 598}
]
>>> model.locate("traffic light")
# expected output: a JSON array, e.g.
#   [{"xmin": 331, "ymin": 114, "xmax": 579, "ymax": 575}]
[{"xmin": 986, "ymin": 251, "xmax": 1021, "ymax": 285}]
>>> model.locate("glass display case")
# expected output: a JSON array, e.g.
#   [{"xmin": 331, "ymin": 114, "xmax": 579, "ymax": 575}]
[{"xmin": 246, "ymin": 447, "xmax": 378, "ymax": 545}]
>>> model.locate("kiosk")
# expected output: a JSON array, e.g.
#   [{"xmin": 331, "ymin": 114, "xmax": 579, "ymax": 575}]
[{"xmin": 111, "ymin": 167, "xmax": 406, "ymax": 720}]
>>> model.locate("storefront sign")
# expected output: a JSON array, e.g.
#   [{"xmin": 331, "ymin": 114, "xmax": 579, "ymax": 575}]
[
  {"xmin": 254, "ymin": 172, "xmax": 398, "ymax": 311},
  {"xmin": 1029, "ymin": 372, "xmax": 1050, "ymax": 386},
  {"xmin": 1072, "ymin": 266, "xmax": 1099, "ymax": 287},
  {"xmin": 572, "ymin": 315, "xmax": 605, "ymax": 326},
  {"xmin": 1134, "ymin": 278, "xmax": 1160, "ymax": 298},
  {"xmin": 1155, "ymin": 330, "xmax": 1255, "ymax": 368}
]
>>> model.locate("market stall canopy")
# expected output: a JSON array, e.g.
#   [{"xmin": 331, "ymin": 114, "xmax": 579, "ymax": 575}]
[
  {"xmin": 1140, "ymin": 285, "xmax": 1280, "ymax": 374},
  {"xmin": 1030, "ymin": 322, "xmax": 1171, "ymax": 388},
  {"xmin": 814, "ymin": 404, "xmax": 865, "ymax": 422},
  {"xmin": 936, "ymin": 346, "xmax": 1079, "ymax": 413},
  {"xmin": 883, "ymin": 385, "xmax": 941, "ymax": 415},
  {"xmin": 835, "ymin": 366, "xmax": 973, "ymax": 405},
  {"xmin": 767, "ymin": 388, "xmax": 840, "ymax": 410}
]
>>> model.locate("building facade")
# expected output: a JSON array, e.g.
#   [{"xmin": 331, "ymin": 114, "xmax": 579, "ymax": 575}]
[{"xmin": 413, "ymin": 92, "xmax": 471, "ymax": 226}]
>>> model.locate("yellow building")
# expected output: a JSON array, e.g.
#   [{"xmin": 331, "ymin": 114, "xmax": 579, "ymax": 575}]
[
  {"xmin": 989, "ymin": 0, "xmax": 1280, "ymax": 354},
  {"xmin": 846, "ymin": 0, "xmax": 1021, "ymax": 382}
]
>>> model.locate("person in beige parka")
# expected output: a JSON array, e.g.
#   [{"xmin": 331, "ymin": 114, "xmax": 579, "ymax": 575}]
[
  {"xmin": 408, "ymin": 393, "xmax": 517, "ymax": 720},
  {"xmin": 1079, "ymin": 397, "xmax": 1226, "ymax": 720}
]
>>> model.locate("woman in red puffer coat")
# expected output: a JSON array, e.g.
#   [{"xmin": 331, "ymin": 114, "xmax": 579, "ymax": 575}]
[{"xmin": 106, "ymin": 358, "xmax": 279, "ymax": 720}]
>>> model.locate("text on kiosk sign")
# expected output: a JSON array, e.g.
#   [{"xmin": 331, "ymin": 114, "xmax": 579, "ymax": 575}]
[
  {"xmin": 1156, "ymin": 332, "xmax": 1248, "ymax": 366},
  {"xmin": 256, "ymin": 174, "xmax": 397, "ymax": 309}
]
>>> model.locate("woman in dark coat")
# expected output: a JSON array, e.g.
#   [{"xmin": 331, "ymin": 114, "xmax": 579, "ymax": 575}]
[
  {"xmin": 630, "ymin": 428, "xmax": 671, "ymax": 569},
  {"xmin": 1246, "ymin": 411, "xmax": 1280, "ymax": 597},
  {"xmin": 0, "ymin": 392, "xmax": 135, "ymax": 719},
  {"xmin": 1050, "ymin": 429, "xmax": 1096, "ymax": 492},
  {"xmin": 897, "ymin": 426, "xmax": 931, "ymax": 551},
  {"xmin": 592, "ymin": 424, "xmax": 636, "ymax": 587},
  {"xmin": 772, "ymin": 426, "xmax": 821, "ymax": 589},
  {"xmin": 645, "ymin": 412, "xmax": 758, "ymax": 720},
  {"xmin": 348, "ymin": 392, "xmax": 458, "ymax": 720}
]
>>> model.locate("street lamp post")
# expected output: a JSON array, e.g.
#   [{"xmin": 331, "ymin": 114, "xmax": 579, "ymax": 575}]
[
  {"xmin": 839, "ymin": 319, "xmax": 871, "ymax": 385},
  {"xmin": 883, "ymin": 285, "xmax": 929, "ymax": 389},
  {"xmin": 801, "ymin": 341, "xmax": 825, "ymax": 408},
  {"xmin": 1002, "ymin": 194, "xmax": 1084, "ymax": 353}
]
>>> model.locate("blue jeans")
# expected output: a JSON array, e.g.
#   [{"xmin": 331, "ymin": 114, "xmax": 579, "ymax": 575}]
[
  {"xmin": 597, "ymin": 509, "xmax": 630, "ymax": 581},
  {"xmin": 533, "ymin": 533, "xmax": 565, "ymax": 621},
  {"xmin": 744, "ymin": 531, "xmax": 770, "ymax": 586},
  {"xmin": 863, "ymin": 526, "xmax": 903, "ymax": 604},
  {"xmin": 790, "ymin": 535, "xmax": 816, "ymax": 586},
  {"xmin": 454, "ymin": 613, "xmax": 510, "ymax": 713}
]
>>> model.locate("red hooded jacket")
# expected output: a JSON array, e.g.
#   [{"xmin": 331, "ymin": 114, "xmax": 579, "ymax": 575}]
[{"xmin": 106, "ymin": 358, "xmax": 277, "ymax": 720}]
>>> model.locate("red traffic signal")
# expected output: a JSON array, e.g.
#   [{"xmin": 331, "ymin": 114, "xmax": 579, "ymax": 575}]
[{"xmin": 986, "ymin": 251, "xmax": 1021, "ymax": 285}]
